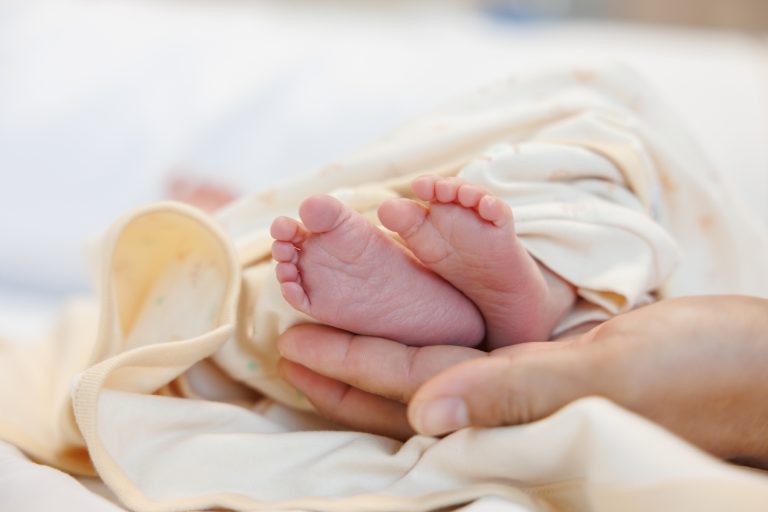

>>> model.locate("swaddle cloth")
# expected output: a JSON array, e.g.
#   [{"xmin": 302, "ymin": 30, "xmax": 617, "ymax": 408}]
[{"xmin": 1, "ymin": 64, "xmax": 768, "ymax": 511}]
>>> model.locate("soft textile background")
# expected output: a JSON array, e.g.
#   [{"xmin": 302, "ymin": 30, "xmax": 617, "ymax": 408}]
[
  {"xmin": 1, "ymin": 0, "xmax": 767, "ymax": 300},
  {"xmin": 1, "ymin": 64, "xmax": 768, "ymax": 512},
  {"xmin": 1, "ymin": 2, "xmax": 768, "ymax": 511}
]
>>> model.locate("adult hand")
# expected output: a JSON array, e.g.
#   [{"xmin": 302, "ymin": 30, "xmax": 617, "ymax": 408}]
[
  {"xmin": 278, "ymin": 296, "xmax": 768, "ymax": 466},
  {"xmin": 277, "ymin": 325, "xmax": 484, "ymax": 439},
  {"xmin": 411, "ymin": 295, "xmax": 768, "ymax": 467},
  {"xmin": 277, "ymin": 323, "xmax": 591, "ymax": 438}
]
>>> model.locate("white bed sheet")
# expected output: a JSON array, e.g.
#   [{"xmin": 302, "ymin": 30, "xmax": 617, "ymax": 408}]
[{"xmin": 0, "ymin": 0, "xmax": 766, "ymax": 300}]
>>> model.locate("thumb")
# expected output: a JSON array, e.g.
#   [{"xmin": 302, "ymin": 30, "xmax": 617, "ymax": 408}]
[{"xmin": 407, "ymin": 340, "xmax": 608, "ymax": 436}]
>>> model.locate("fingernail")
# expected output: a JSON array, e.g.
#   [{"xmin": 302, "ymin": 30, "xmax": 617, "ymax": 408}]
[{"xmin": 413, "ymin": 398, "xmax": 469, "ymax": 435}]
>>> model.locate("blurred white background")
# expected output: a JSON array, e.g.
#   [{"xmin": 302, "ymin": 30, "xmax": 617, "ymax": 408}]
[{"xmin": 1, "ymin": 0, "xmax": 767, "ymax": 336}]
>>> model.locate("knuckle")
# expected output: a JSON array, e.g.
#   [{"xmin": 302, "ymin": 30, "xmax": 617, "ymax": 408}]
[
  {"xmin": 400, "ymin": 346, "xmax": 421, "ymax": 401},
  {"xmin": 314, "ymin": 384, "xmax": 354, "ymax": 423},
  {"xmin": 497, "ymin": 370, "xmax": 536, "ymax": 425}
]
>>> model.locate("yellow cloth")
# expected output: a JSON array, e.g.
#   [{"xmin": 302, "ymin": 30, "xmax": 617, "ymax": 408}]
[{"xmin": 2, "ymin": 65, "xmax": 768, "ymax": 511}]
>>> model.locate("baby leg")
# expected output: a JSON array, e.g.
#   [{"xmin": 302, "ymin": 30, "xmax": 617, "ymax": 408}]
[{"xmin": 378, "ymin": 176, "xmax": 575, "ymax": 349}]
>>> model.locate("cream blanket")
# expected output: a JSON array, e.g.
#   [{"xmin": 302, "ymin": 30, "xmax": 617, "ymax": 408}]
[{"xmin": 2, "ymin": 65, "xmax": 768, "ymax": 511}]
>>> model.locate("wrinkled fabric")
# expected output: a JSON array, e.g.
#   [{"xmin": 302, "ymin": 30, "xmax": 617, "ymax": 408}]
[{"xmin": 1, "ymin": 65, "xmax": 768, "ymax": 511}]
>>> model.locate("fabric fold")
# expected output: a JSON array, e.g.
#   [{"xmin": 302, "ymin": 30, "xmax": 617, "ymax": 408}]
[{"xmin": 2, "ymin": 64, "xmax": 768, "ymax": 511}]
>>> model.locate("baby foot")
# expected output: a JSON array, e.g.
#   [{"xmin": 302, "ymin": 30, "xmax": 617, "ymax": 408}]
[
  {"xmin": 270, "ymin": 195, "xmax": 484, "ymax": 347},
  {"xmin": 378, "ymin": 176, "xmax": 564, "ymax": 349}
]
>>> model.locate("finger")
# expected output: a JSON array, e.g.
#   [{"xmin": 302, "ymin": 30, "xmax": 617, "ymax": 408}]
[
  {"xmin": 491, "ymin": 340, "xmax": 572, "ymax": 358},
  {"xmin": 408, "ymin": 340, "xmax": 608, "ymax": 435},
  {"xmin": 278, "ymin": 359, "xmax": 414, "ymax": 440},
  {"xmin": 277, "ymin": 324, "xmax": 484, "ymax": 402}
]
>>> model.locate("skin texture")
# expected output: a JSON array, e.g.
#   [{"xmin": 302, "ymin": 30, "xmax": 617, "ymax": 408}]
[
  {"xmin": 277, "ymin": 296, "xmax": 768, "ymax": 468},
  {"xmin": 271, "ymin": 175, "xmax": 575, "ymax": 349},
  {"xmin": 270, "ymin": 194, "xmax": 485, "ymax": 346},
  {"xmin": 378, "ymin": 176, "xmax": 576, "ymax": 348}
]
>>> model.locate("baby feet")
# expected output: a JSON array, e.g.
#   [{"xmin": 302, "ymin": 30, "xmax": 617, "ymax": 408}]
[
  {"xmin": 378, "ymin": 176, "xmax": 558, "ymax": 349},
  {"xmin": 270, "ymin": 195, "xmax": 484, "ymax": 347}
]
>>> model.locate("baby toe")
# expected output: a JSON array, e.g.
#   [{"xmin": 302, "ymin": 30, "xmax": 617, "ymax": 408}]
[
  {"xmin": 411, "ymin": 175, "xmax": 438, "ymax": 202},
  {"xmin": 478, "ymin": 195, "xmax": 512, "ymax": 227},
  {"xmin": 272, "ymin": 241, "xmax": 299, "ymax": 263},
  {"xmin": 378, "ymin": 198, "xmax": 428, "ymax": 238},
  {"xmin": 275, "ymin": 262, "xmax": 300, "ymax": 283},
  {"xmin": 457, "ymin": 184, "xmax": 488, "ymax": 208},
  {"xmin": 280, "ymin": 282, "xmax": 311, "ymax": 312},
  {"xmin": 270, "ymin": 216, "xmax": 306, "ymax": 243},
  {"xmin": 434, "ymin": 178, "xmax": 462, "ymax": 203}
]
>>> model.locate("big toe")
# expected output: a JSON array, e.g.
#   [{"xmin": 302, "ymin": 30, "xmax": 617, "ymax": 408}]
[
  {"xmin": 378, "ymin": 198, "xmax": 428, "ymax": 238},
  {"xmin": 299, "ymin": 195, "xmax": 348, "ymax": 233}
]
